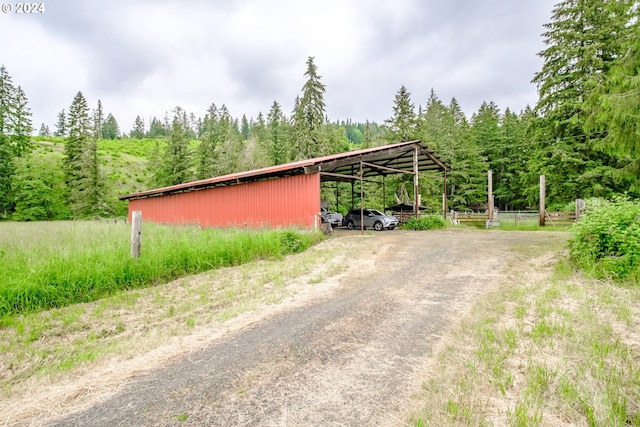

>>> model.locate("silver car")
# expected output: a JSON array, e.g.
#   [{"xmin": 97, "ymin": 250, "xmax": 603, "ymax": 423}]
[{"xmin": 343, "ymin": 208, "xmax": 399, "ymax": 231}]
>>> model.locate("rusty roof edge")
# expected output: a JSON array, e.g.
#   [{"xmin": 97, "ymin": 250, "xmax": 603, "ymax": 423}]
[{"xmin": 119, "ymin": 140, "xmax": 442, "ymax": 201}]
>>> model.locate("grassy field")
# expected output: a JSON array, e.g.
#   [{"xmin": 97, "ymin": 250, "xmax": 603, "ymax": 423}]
[
  {"xmin": 0, "ymin": 221, "xmax": 321, "ymax": 319},
  {"xmin": 409, "ymin": 236, "xmax": 640, "ymax": 426}
]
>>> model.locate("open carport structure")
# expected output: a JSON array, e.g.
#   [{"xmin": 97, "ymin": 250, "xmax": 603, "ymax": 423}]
[{"xmin": 120, "ymin": 140, "xmax": 448, "ymax": 229}]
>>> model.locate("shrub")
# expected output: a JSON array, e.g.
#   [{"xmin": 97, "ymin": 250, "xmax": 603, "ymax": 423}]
[
  {"xmin": 401, "ymin": 215, "xmax": 445, "ymax": 230},
  {"xmin": 569, "ymin": 197, "xmax": 640, "ymax": 283}
]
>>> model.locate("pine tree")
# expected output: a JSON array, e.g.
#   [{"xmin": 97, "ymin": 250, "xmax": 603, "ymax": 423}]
[
  {"xmin": 148, "ymin": 116, "xmax": 166, "ymax": 138},
  {"xmin": 585, "ymin": 22, "xmax": 640, "ymax": 192},
  {"xmin": 251, "ymin": 112, "xmax": 267, "ymax": 143},
  {"xmin": 64, "ymin": 91, "xmax": 93, "ymax": 217},
  {"xmin": 0, "ymin": 65, "xmax": 16, "ymax": 136},
  {"xmin": 38, "ymin": 123, "xmax": 51, "ymax": 137},
  {"xmin": 384, "ymin": 85, "xmax": 417, "ymax": 143},
  {"xmin": 0, "ymin": 66, "xmax": 32, "ymax": 156},
  {"xmin": 291, "ymin": 57, "xmax": 329, "ymax": 159},
  {"xmin": 94, "ymin": 100, "xmax": 104, "ymax": 140},
  {"xmin": 528, "ymin": 0, "xmax": 635, "ymax": 205},
  {"xmin": 154, "ymin": 107, "xmax": 192, "ymax": 186},
  {"xmin": 102, "ymin": 113, "xmax": 120, "ymax": 139},
  {"xmin": 266, "ymin": 101, "xmax": 290, "ymax": 165},
  {"xmin": 195, "ymin": 103, "xmax": 220, "ymax": 180},
  {"xmin": 241, "ymin": 114, "xmax": 250, "ymax": 140},
  {"xmin": 0, "ymin": 133, "xmax": 14, "ymax": 216},
  {"xmin": 0, "ymin": 65, "xmax": 33, "ymax": 215},
  {"xmin": 55, "ymin": 109, "xmax": 67, "ymax": 137},
  {"xmin": 130, "ymin": 115, "xmax": 145, "ymax": 139}
]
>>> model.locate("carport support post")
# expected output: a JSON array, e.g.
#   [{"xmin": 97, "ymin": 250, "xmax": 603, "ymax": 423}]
[
  {"xmin": 360, "ymin": 161, "xmax": 364, "ymax": 234},
  {"xmin": 443, "ymin": 169, "xmax": 448, "ymax": 220},
  {"xmin": 539, "ymin": 175, "xmax": 546, "ymax": 227},
  {"xmin": 351, "ymin": 165, "xmax": 355, "ymax": 209},
  {"xmin": 488, "ymin": 170, "xmax": 493, "ymax": 222},
  {"xmin": 414, "ymin": 147, "xmax": 419, "ymax": 219},
  {"xmin": 382, "ymin": 176, "xmax": 386, "ymax": 213}
]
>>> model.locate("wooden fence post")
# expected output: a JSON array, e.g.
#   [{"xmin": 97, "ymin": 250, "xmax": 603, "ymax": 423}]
[
  {"xmin": 575, "ymin": 198, "xmax": 585, "ymax": 221},
  {"xmin": 131, "ymin": 210, "xmax": 142, "ymax": 258},
  {"xmin": 539, "ymin": 175, "xmax": 546, "ymax": 227}
]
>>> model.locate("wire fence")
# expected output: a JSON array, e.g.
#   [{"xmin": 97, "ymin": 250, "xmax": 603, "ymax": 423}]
[{"xmin": 495, "ymin": 210, "xmax": 540, "ymax": 226}]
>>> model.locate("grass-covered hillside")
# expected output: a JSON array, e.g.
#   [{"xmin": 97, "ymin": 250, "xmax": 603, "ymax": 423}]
[{"xmin": 15, "ymin": 137, "xmax": 163, "ymax": 219}]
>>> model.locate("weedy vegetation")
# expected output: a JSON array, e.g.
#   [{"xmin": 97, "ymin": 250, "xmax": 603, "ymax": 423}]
[
  {"xmin": 409, "ymin": 224, "xmax": 640, "ymax": 426},
  {"xmin": 0, "ymin": 221, "xmax": 322, "ymax": 319},
  {"xmin": 569, "ymin": 196, "xmax": 640, "ymax": 284}
]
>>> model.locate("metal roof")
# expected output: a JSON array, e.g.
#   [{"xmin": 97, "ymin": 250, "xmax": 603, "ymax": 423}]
[{"xmin": 120, "ymin": 140, "xmax": 447, "ymax": 201}]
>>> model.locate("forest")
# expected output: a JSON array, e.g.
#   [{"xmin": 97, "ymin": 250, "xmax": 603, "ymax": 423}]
[{"xmin": 0, "ymin": 0, "xmax": 638, "ymax": 221}]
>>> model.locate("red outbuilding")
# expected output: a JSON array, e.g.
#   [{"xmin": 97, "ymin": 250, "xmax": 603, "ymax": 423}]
[{"xmin": 119, "ymin": 140, "xmax": 448, "ymax": 229}]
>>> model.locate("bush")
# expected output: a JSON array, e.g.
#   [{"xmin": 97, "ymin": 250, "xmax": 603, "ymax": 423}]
[
  {"xmin": 569, "ymin": 197, "xmax": 640, "ymax": 283},
  {"xmin": 401, "ymin": 215, "xmax": 445, "ymax": 230}
]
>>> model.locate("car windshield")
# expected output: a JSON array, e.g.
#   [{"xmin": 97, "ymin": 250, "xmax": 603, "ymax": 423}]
[{"xmin": 369, "ymin": 210, "xmax": 383, "ymax": 216}]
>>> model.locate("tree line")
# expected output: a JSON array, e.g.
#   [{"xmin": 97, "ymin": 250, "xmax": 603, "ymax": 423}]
[{"xmin": 1, "ymin": 0, "xmax": 639, "ymax": 220}]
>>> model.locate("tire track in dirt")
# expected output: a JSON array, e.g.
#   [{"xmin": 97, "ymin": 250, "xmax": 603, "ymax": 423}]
[{"xmin": 47, "ymin": 230, "xmax": 562, "ymax": 426}]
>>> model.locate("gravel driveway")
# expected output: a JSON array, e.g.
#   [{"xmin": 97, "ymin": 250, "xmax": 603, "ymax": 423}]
[{"xmin": 47, "ymin": 230, "xmax": 563, "ymax": 426}]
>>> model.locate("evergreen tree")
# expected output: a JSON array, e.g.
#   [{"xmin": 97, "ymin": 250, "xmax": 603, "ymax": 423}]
[
  {"xmin": 0, "ymin": 65, "xmax": 33, "ymax": 215},
  {"xmin": 494, "ymin": 108, "xmax": 528, "ymax": 210},
  {"xmin": 291, "ymin": 56, "xmax": 329, "ymax": 159},
  {"xmin": 0, "ymin": 133, "xmax": 14, "ymax": 216},
  {"xmin": 11, "ymin": 86, "xmax": 33, "ymax": 156},
  {"xmin": 130, "ymin": 115, "xmax": 145, "ymax": 139},
  {"xmin": 251, "ymin": 112, "xmax": 267, "ymax": 143},
  {"xmin": 94, "ymin": 99, "xmax": 104, "ymax": 140},
  {"xmin": 12, "ymin": 153, "xmax": 69, "ymax": 220},
  {"xmin": 55, "ymin": 109, "xmax": 67, "ymax": 137},
  {"xmin": 0, "ymin": 65, "xmax": 16, "ymax": 135},
  {"xmin": 528, "ymin": 0, "xmax": 635, "ymax": 205},
  {"xmin": 148, "ymin": 116, "xmax": 166, "ymax": 138},
  {"xmin": 63, "ymin": 91, "xmax": 93, "ymax": 217},
  {"xmin": 78, "ymin": 105, "xmax": 109, "ymax": 217},
  {"xmin": 38, "ymin": 123, "xmax": 51, "ymax": 137},
  {"xmin": 212, "ymin": 104, "xmax": 243, "ymax": 175},
  {"xmin": 102, "ymin": 113, "xmax": 120, "ymax": 139},
  {"xmin": 154, "ymin": 107, "xmax": 192, "ymax": 186},
  {"xmin": 241, "ymin": 114, "xmax": 250, "ymax": 140},
  {"xmin": 0, "ymin": 66, "xmax": 32, "ymax": 156},
  {"xmin": 195, "ymin": 103, "xmax": 220, "ymax": 179},
  {"xmin": 266, "ymin": 101, "xmax": 290, "ymax": 165},
  {"xmin": 384, "ymin": 85, "xmax": 418, "ymax": 143},
  {"xmin": 586, "ymin": 21, "xmax": 640, "ymax": 192}
]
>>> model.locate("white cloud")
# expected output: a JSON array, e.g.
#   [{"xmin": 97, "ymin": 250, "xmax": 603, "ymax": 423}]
[{"xmin": 0, "ymin": 0, "xmax": 557, "ymax": 134}]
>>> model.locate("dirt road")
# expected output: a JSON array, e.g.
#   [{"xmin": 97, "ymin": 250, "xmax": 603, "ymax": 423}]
[{"xmin": 45, "ymin": 230, "xmax": 566, "ymax": 426}]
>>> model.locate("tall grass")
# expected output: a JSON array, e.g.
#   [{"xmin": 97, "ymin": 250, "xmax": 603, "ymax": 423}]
[{"xmin": 0, "ymin": 222, "xmax": 321, "ymax": 318}]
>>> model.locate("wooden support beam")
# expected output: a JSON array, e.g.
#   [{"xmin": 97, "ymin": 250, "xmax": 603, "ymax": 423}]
[
  {"xmin": 539, "ymin": 175, "xmax": 546, "ymax": 227},
  {"xmin": 414, "ymin": 147, "xmax": 419, "ymax": 219},
  {"xmin": 360, "ymin": 161, "xmax": 364, "ymax": 234},
  {"xmin": 443, "ymin": 168, "xmax": 448, "ymax": 219},
  {"xmin": 488, "ymin": 170, "xmax": 493, "ymax": 222},
  {"xmin": 361, "ymin": 161, "xmax": 415, "ymax": 176}
]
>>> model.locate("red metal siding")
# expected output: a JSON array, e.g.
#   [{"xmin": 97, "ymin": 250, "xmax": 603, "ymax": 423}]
[{"xmin": 128, "ymin": 173, "xmax": 320, "ymax": 229}]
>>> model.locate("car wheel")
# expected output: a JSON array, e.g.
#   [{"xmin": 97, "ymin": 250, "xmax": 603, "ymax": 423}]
[
  {"xmin": 374, "ymin": 221, "xmax": 383, "ymax": 231},
  {"xmin": 347, "ymin": 220, "xmax": 355, "ymax": 230}
]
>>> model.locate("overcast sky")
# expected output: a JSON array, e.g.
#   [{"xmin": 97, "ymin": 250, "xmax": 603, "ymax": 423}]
[{"xmin": 0, "ymin": 0, "xmax": 557, "ymax": 134}]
